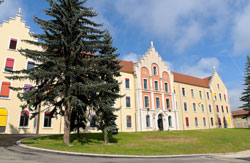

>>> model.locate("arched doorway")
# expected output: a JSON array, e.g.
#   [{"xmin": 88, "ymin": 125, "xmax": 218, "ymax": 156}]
[
  {"xmin": 0, "ymin": 108, "xmax": 8, "ymax": 133},
  {"xmin": 157, "ymin": 114, "xmax": 163, "ymax": 131}
]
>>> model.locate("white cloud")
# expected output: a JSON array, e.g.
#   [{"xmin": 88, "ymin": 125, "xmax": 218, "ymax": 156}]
[
  {"xmin": 121, "ymin": 53, "xmax": 141, "ymax": 62},
  {"xmin": 113, "ymin": 0, "xmax": 231, "ymax": 52},
  {"xmin": 228, "ymin": 88, "xmax": 243, "ymax": 110},
  {"xmin": 232, "ymin": 3, "xmax": 250, "ymax": 54},
  {"xmin": 0, "ymin": 0, "xmax": 22, "ymax": 21},
  {"xmin": 178, "ymin": 57, "xmax": 220, "ymax": 78}
]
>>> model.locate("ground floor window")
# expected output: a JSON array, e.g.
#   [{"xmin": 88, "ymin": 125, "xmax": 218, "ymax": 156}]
[
  {"xmin": 43, "ymin": 112, "xmax": 52, "ymax": 128},
  {"xmin": 19, "ymin": 110, "xmax": 29, "ymax": 127},
  {"xmin": 185, "ymin": 117, "xmax": 189, "ymax": 127},
  {"xmin": 195, "ymin": 117, "xmax": 198, "ymax": 127},
  {"xmin": 211, "ymin": 117, "xmax": 214, "ymax": 126},
  {"xmin": 126, "ymin": 115, "xmax": 132, "ymax": 128},
  {"xmin": 146, "ymin": 115, "xmax": 150, "ymax": 127},
  {"xmin": 168, "ymin": 116, "xmax": 172, "ymax": 127},
  {"xmin": 203, "ymin": 117, "xmax": 206, "ymax": 127}
]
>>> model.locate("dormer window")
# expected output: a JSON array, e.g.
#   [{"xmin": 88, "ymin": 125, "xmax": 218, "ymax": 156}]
[
  {"xmin": 9, "ymin": 38, "xmax": 17, "ymax": 50},
  {"xmin": 153, "ymin": 66, "xmax": 157, "ymax": 75}
]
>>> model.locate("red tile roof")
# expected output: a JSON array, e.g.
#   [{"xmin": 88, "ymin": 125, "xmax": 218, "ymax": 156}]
[
  {"xmin": 172, "ymin": 72, "xmax": 210, "ymax": 88},
  {"xmin": 119, "ymin": 60, "xmax": 135, "ymax": 73},
  {"xmin": 232, "ymin": 110, "xmax": 250, "ymax": 116}
]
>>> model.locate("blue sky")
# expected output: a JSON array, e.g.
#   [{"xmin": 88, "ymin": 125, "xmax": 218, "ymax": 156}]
[{"xmin": 1, "ymin": 0, "xmax": 250, "ymax": 110}]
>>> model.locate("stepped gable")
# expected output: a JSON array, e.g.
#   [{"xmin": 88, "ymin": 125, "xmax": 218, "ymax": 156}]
[
  {"xmin": 232, "ymin": 110, "xmax": 249, "ymax": 116},
  {"xmin": 172, "ymin": 72, "xmax": 210, "ymax": 88}
]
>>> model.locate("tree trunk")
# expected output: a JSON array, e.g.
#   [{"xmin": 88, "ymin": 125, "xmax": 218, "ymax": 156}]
[
  {"xmin": 64, "ymin": 100, "xmax": 71, "ymax": 145},
  {"xmin": 103, "ymin": 126, "xmax": 109, "ymax": 144}
]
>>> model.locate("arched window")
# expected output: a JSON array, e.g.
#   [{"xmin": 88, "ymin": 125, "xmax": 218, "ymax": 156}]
[
  {"xmin": 168, "ymin": 116, "xmax": 172, "ymax": 127},
  {"xmin": 153, "ymin": 66, "xmax": 157, "ymax": 75},
  {"xmin": 146, "ymin": 115, "xmax": 150, "ymax": 127},
  {"xmin": 19, "ymin": 110, "xmax": 29, "ymax": 127}
]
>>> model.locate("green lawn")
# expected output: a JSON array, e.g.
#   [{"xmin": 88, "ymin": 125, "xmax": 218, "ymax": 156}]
[{"xmin": 22, "ymin": 128, "xmax": 250, "ymax": 155}]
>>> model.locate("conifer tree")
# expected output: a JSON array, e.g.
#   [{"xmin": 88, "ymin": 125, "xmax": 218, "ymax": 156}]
[
  {"xmin": 8, "ymin": 0, "xmax": 105, "ymax": 145},
  {"xmin": 91, "ymin": 31, "xmax": 122, "ymax": 144},
  {"xmin": 240, "ymin": 56, "xmax": 250, "ymax": 114},
  {"xmin": 0, "ymin": 0, "xmax": 4, "ymax": 4}
]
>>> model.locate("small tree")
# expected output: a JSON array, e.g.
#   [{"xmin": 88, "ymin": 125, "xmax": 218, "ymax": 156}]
[
  {"xmin": 8, "ymin": 0, "xmax": 105, "ymax": 145},
  {"xmin": 91, "ymin": 31, "xmax": 122, "ymax": 144},
  {"xmin": 240, "ymin": 56, "xmax": 250, "ymax": 114}
]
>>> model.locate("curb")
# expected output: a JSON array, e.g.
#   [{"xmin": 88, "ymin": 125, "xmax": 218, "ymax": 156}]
[{"xmin": 16, "ymin": 137, "xmax": 250, "ymax": 159}]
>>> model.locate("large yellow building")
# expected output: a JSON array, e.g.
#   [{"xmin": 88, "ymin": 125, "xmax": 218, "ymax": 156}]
[{"xmin": 0, "ymin": 11, "xmax": 233, "ymax": 134}]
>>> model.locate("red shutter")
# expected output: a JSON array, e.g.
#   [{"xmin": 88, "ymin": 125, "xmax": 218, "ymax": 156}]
[
  {"xmin": 6, "ymin": 58, "xmax": 14, "ymax": 68},
  {"xmin": 186, "ymin": 117, "xmax": 189, "ymax": 127},
  {"xmin": 0, "ymin": 82, "xmax": 11, "ymax": 97},
  {"xmin": 45, "ymin": 112, "xmax": 50, "ymax": 115},
  {"xmin": 127, "ymin": 115, "xmax": 131, "ymax": 117},
  {"xmin": 21, "ymin": 110, "xmax": 29, "ymax": 116}
]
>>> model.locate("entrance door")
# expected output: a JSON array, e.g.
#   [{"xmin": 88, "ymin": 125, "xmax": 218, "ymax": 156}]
[
  {"xmin": 157, "ymin": 114, "xmax": 163, "ymax": 131},
  {"xmin": 0, "ymin": 108, "xmax": 8, "ymax": 133}
]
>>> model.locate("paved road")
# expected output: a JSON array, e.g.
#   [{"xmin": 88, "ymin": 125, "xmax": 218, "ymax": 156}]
[{"xmin": 0, "ymin": 134, "xmax": 250, "ymax": 163}]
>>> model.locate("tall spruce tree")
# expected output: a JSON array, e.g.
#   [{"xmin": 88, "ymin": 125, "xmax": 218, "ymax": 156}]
[
  {"xmin": 8, "ymin": 0, "xmax": 106, "ymax": 145},
  {"xmin": 240, "ymin": 56, "xmax": 250, "ymax": 113},
  {"xmin": 91, "ymin": 31, "xmax": 122, "ymax": 144}
]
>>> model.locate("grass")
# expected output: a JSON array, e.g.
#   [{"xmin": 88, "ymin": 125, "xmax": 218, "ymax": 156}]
[{"xmin": 22, "ymin": 128, "xmax": 250, "ymax": 155}]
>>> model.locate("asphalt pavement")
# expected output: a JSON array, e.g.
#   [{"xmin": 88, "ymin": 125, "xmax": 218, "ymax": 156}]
[{"xmin": 0, "ymin": 134, "xmax": 250, "ymax": 163}]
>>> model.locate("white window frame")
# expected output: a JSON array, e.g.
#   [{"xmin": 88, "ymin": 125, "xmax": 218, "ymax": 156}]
[
  {"xmin": 143, "ymin": 78, "xmax": 148, "ymax": 90},
  {"xmin": 156, "ymin": 97, "xmax": 160, "ymax": 109},
  {"xmin": 43, "ymin": 111, "xmax": 53, "ymax": 128},
  {"xmin": 0, "ymin": 80, "xmax": 12, "ymax": 100},
  {"xmin": 3, "ymin": 56, "xmax": 16, "ymax": 73},
  {"xmin": 153, "ymin": 66, "xmax": 157, "ymax": 76},
  {"xmin": 125, "ymin": 78, "xmax": 130, "ymax": 89},
  {"xmin": 199, "ymin": 90, "xmax": 202, "ymax": 99},
  {"xmin": 144, "ymin": 96, "xmax": 149, "ymax": 108},
  {"xmin": 126, "ymin": 96, "xmax": 131, "ymax": 108},
  {"xmin": 154, "ymin": 80, "xmax": 159, "ymax": 91},
  {"xmin": 182, "ymin": 87, "xmax": 186, "ymax": 96},
  {"xmin": 193, "ymin": 103, "xmax": 197, "ymax": 112},
  {"xmin": 191, "ymin": 89, "xmax": 194, "ymax": 98},
  {"xmin": 166, "ymin": 98, "xmax": 170, "ymax": 109},
  {"xmin": 164, "ymin": 82, "xmax": 169, "ymax": 93},
  {"xmin": 18, "ymin": 110, "xmax": 30, "ymax": 129},
  {"xmin": 126, "ymin": 115, "xmax": 132, "ymax": 128},
  {"xmin": 8, "ymin": 37, "xmax": 19, "ymax": 51},
  {"xmin": 184, "ymin": 102, "xmax": 188, "ymax": 112}
]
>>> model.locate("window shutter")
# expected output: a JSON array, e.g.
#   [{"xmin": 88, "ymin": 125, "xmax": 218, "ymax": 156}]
[
  {"xmin": 6, "ymin": 58, "xmax": 14, "ymax": 68},
  {"xmin": 0, "ymin": 82, "xmax": 11, "ymax": 97}
]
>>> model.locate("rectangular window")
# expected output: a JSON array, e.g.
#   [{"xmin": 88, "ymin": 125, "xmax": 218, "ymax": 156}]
[
  {"xmin": 24, "ymin": 84, "xmax": 32, "ymax": 94},
  {"xmin": 201, "ymin": 104, "xmax": 204, "ymax": 112},
  {"xmin": 207, "ymin": 92, "xmax": 210, "ymax": 100},
  {"xmin": 217, "ymin": 83, "xmax": 220, "ymax": 89},
  {"xmin": 174, "ymin": 86, "xmax": 176, "ymax": 94},
  {"xmin": 211, "ymin": 118, "xmax": 214, "ymax": 126},
  {"xmin": 125, "ymin": 78, "xmax": 130, "ymax": 89},
  {"xmin": 166, "ymin": 98, "xmax": 170, "ymax": 109},
  {"xmin": 209, "ymin": 105, "xmax": 212, "ymax": 113},
  {"xmin": 182, "ymin": 87, "xmax": 186, "ymax": 96},
  {"xmin": 221, "ymin": 105, "xmax": 224, "ymax": 113},
  {"xmin": 224, "ymin": 94, "xmax": 227, "ymax": 101},
  {"xmin": 193, "ymin": 103, "xmax": 196, "ymax": 112},
  {"xmin": 195, "ymin": 117, "xmax": 198, "ymax": 127},
  {"xmin": 126, "ymin": 96, "xmax": 131, "ymax": 108},
  {"xmin": 219, "ymin": 93, "xmax": 222, "ymax": 101},
  {"xmin": 199, "ymin": 91, "xmax": 202, "ymax": 99},
  {"xmin": 226, "ymin": 106, "xmax": 229, "ymax": 113},
  {"xmin": 184, "ymin": 102, "xmax": 187, "ymax": 111},
  {"xmin": 19, "ymin": 111, "xmax": 29, "ymax": 127},
  {"xmin": 144, "ymin": 96, "xmax": 149, "ymax": 108},
  {"xmin": 0, "ymin": 82, "xmax": 11, "ymax": 98},
  {"xmin": 43, "ymin": 112, "xmax": 52, "ymax": 127},
  {"xmin": 9, "ymin": 38, "xmax": 17, "ymax": 50},
  {"xmin": 126, "ymin": 115, "xmax": 132, "ymax": 128},
  {"xmin": 164, "ymin": 83, "xmax": 169, "ymax": 92},
  {"xmin": 154, "ymin": 81, "xmax": 159, "ymax": 91},
  {"xmin": 143, "ymin": 79, "xmax": 148, "ymax": 89},
  {"xmin": 156, "ymin": 97, "xmax": 160, "ymax": 109},
  {"xmin": 185, "ymin": 117, "xmax": 189, "ymax": 127},
  {"xmin": 203, "ymin": 118, "xmax": 206, "ymax": 127},
  {"xmin": 27, "ymin": 61, "xmax": 35, "ymax": 70},
  {"xmin": 216, "ymin": 105, "xmax": 219, "ymax": 112},
  {"xmin": 214, "ymin": 93, "xmax": 217, "ymax": 100},
  {"xmin": 191, "ymin": 89, "xmax": 194, "ymax": 98},
  {"xmin": 5, "ymin": 58, "xmax": 14, "ymax": 72}
]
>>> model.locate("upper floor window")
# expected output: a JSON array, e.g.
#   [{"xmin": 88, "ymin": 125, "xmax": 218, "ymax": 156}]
[
  {"xmin": 154, "ymin": 81, "xmax": 159, "ymax": 91},
  {"xmin": 166, "ymin": 98, "xmax": 170, "ymax": 109},
  {"xmin": 164, "ymin": 83, "xmax": 169, "ymax": 92},
  {"xmin": 219, "ymin": 93, "xmax": 222, "ymax": 101},
  {"xmin": 217, "ymin": 83, "xmax": 220, "ymax": 89},
  {"xmin": 207, "ymin": 92, "xmax": 210, "ymax": 100},
  {"xmin": 4, "ymin": 58, "xmax": 14, "ymax": 72},
  {"xmin": 226, "ymin": 106, "xmax": 229, "ymax": 113},
  {"xmin": 156, "ymin": 97, "xmax": 160, "ymax": 109},
  {"xmin": 19, "ymin": 110, "xmax": 29, "ymax": 127},
  {"xmin": 199, "ymin": 91, "xmax": 202, "ymax": 99},
  {"xmin": 27, "ymin": 61, "xmax": 35, "ymax": 70},
  {"xmin": 191, "ymin": 89, "xmax": 194, "ymax": 98},
  {"xmin": 224, "ymin": 94, "xmax": 227, "ymax": 101},
  {"xmin": 182, "ymin": 87, "xmax": 186, "ymax": 96},
  {"xmin": 126, "ymin": 96, "xmax": 131, "ymax": 108},
  {"xmin": 143, "ymin": 79, "xmax": 148, "ymax": 89},
  {"xmin": 24, "ymin": 84, "xmax": 32, "ymax": 94},
  {"xmin": 125, "ymin": 78, "xmax": 130, "ymax": 89},
  {"xmin": 184, "ymin": 102, "xmax": 188, "ymax": 111},
  {"xmin": 144, "ymin": 96, "xmax": 149, "ymax": 108},
  {"xmin": 0, "ymin": 82, "xmax": 11, "ymax": 98},
  {"xmin": 209, "ymin": 104, "xmax": 212, "ymax": 113},
  {"xmin": 214, "ymin": 93, "xmax": 217, "ymax": 100},
  {"xmin": 195, "ymin": 117, "xmax": 198, "ymax": 127},
  {"xmin": 201, "ymin": 104, "xmax": 204, "ymax": 112},
  {"xmin": 9, "ymin": 38, "xmax": 17, "ymax": 50},
  {"xmin": 43, "ymin": 112, "xmax": 52, "ymax": 128},
  {"xmin": 153, "ymin": 66, "xmax": 157, "ymax": 75},
  {"xmin": 216, "ymin": 105, "xmax": 219, "ymax": 112},
  {"xmin": 221, "ymin": 105, "xmax": 224, "ymax": 113},
  {"xmin": 174, "ymin": 86, "xmax": 176, "ymax": 94},
  {"xmin": 193, "ymin": 103, "xmax": 197, "ymax": 112}
]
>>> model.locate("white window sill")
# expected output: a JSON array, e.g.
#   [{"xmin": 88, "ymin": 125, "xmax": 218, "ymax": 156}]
[
  {"xmin": 8, "ymin": 49, "xmax": 18, "ymax": 52},
  {"xmin": 42, "ymin": 127, "xmax": 53, "ymax": 129},
  {"xmin": 126, "ymin": 107, "xmax": 131, "ymax": 109},
  {"xmin": 18, "ymin": 127, "xmax": 29, "ymax": 129},
  {"xmin": 0, "ymin": 97, "xmax": 11, "ymax": 100}
]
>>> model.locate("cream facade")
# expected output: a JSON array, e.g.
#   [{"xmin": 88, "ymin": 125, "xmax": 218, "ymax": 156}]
[{"xmin": 0, "ymin": 11, "xmax": 234, "ymax": 134}]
